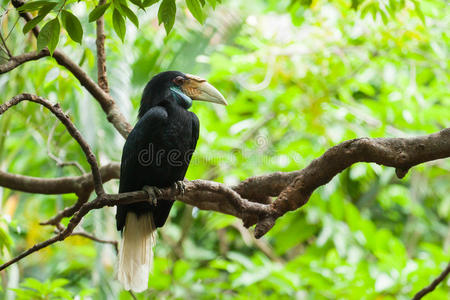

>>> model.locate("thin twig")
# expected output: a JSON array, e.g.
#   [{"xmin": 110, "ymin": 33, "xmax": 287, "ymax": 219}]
[
  {"xmin": 412, "ymin": 262, "xmax": 450, "ymax": 300},
  {"xmin": 0, "ymin": 11, "xmax": 12, "ymax": 57},
  {"xmin": 5, "ymin": 16, "xmax": 20, "ymax": 41},
  {"xmin": 40, "ymin": 191, "xmax": 91, "ymax": 226},
  {"xmin": 129, "ymin": 291, "xmax": 137, "ymax": 300},
  {"xmin": 0, "ymin": 234, "xmax": 62, "ymax": 270},
  {"xmin": 47, "ymin": 120, "xmax": 86, "ymax": 174},
  {"xmin": 230, "ymin": 221, "xmax": 284, "ymax": 263},
  {"xmin": 70, "ymin": 231, "xmax": 118, "ymax": 253}
]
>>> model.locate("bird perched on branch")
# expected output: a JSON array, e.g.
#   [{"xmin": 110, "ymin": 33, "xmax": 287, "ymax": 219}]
[{"xmin": 116, "ymin": 71, "xmax": 227, "ymax": 292}]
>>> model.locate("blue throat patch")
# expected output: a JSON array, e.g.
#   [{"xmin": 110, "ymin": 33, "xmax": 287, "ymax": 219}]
[{"xmin": 170, "ymin": 87, "xmax": 193, "ymax": 109}]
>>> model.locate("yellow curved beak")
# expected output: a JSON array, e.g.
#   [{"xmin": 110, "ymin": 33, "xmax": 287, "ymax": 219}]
[{"xmin": 181, "ymin": 74, "xmax": 228, "ymax": 106}]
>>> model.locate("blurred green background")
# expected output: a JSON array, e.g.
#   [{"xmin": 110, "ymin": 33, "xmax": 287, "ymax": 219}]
[{"xmin": 0, "ymin": 0, "xmax": 449, "ymax": 299}]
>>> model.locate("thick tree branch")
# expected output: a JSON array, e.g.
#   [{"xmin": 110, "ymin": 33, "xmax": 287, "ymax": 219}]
[
  {"xmin": 253, "ymin": 128, "xmax": 450, "ymax": 237},
  {"xmin": 0, "ymin": 93, "xmax": 105, "ymax": 196},
  {"xmin": 412, "ymin": 262, "xmax": 450, "ymax": 299},
  {"xmin": 0, "ymin": 162, "xmax": 119, "ymax": 195},
  {"xmin": 0, "ymin": 128, "xmax": 448, "ymax": 272},
  {"xmin": 0, "ymin": 49, "xmax": 48, "ymax": 73},
  {"xmin": 2, "ymin": 4, "xmax": 447, "ymax": 299}
]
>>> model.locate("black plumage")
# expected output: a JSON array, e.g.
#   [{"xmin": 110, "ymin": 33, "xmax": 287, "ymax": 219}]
[
  {"xmin": 116, "ymin": 71, "xmax": 199, "ymax": 231},
  {"xmin": 116, "ymin": 71, "xmax": 226, "ymax": 292}
]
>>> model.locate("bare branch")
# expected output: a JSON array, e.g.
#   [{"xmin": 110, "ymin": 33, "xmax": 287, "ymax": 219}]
[
  {"xmin": 0, "ymin": 49, "xmax": 49, "ymax": 73},
  {"xmin": 40, "ymin": 191, "xmax": 91, "ymax": 226},
  {"xmin": 129, "ymin": 291, "xmax": 137, "ymax": 300},
  {"xmin": 0, "ymin": 93, "xmax": 105, "ymax": 196},
  {"xmin": 0, "ymin": 234, "xmax": 62, "ymax": 271},
  {"xmin": 50, "ymin": 222, "xmax": 118, "ymax": 252},
  {"xmin": 2, "ymin": 128, "xmax": 449, "ymax": 237},
  {"xmin": 0, "ymin": 163, "xmax": 119, "ymax": 195},
  {"xmin": 413, "ymin": 262, "xmax": 450, "ymax": 299},
  {"xmin": 253, "ymin": 128, "xmax": 450, "ymax": 237},
  {"xmin": 70, "ymin": 231, "xmax": 118, "ymax": 253},
  {"xmin": 96, "ymin": 0, "xmax": 109, "ymax": 93}
]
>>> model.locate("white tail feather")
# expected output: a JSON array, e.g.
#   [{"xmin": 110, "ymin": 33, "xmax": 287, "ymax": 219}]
[{"xmin": 118, "ymin": 212, "xmax": 156, "ymax": 292}]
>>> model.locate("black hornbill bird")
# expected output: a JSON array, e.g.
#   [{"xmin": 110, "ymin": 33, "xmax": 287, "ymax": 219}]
[{"xmin": 116, "ymin": 71, "xmax": 227, "ymax": 292}]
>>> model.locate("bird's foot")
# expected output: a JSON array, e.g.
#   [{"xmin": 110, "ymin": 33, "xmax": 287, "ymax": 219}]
[
  {"xmin": 173, "ymin": 181, "xmax": 186, "ymax": 196},
  {"xmin": 143, "ymin": 185, "xmax": 161, "ymax": 206}
]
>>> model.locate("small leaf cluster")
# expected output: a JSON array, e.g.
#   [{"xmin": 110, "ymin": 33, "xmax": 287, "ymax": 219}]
[{"xmin": 18, "ymin": 1, "xmax": 81, "ymax": 54}]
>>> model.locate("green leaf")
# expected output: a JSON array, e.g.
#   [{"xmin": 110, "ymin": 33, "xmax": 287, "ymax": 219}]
[
  {"xmin": 143, "ymin": 0, "xmax": 159, "ymax": 7},
  {"xmin": 130, "ymin": 0, "xmax": 145, "ymax": 9},
  {"xmin": 22, "ymin": 2, "xmax": 57, "ymax": 34},
  {"xmin": 49, "ymin": 278, "xmax": 69, "ymax": 288},
  {"xmin": 0, "ymin": 226, "xmax": 13, "ymax": 251},
  {"xmin": 37, "ymin": 17, "xmax": 60, "ymax": 55},
  {"xmin": 38, "ymin": 2, "xmax": 57, "ymax": 16},
  {"xmin": 61, "ymin": 10, "xmax": 83, "ymax": 43},
  {"xmin": 351, "ymin": 0, "xmax": 360, "ymax": 10},
  {"xmin": 412, "ymin": 0, "xmax": 425, "ymax": 24},
  {"xmin": 206, "ymin": 0, "xmax": 216, "ymax": 9},
  {"xmin": 88, "ymin": 2, "xmax": 111, "ymax": 22},
  {"xmin": 21, "ymin": 278, "xmax": 45, "ymax": 291},
  {"xmin": 22, "ymin": 15, "xmax": 44, "ymax": 34},
  {"xmin": 158, "ymin": 0, "xmax": 176, "ymax": 34},
  {"xmin": 17, "ymin": 1, "xmax": 53, "ymax": 12},
  {"xmin": 121, "ymin": 4, "xmax": 139, "ymax": 28},
  {"xmin": 186, "ymin": 0, "xmax": 204, "ymax": 24},
  {"xmin": 112, "ymin": 9, "xmax": 126, "ymax": 41},
  {"xmin": 360, "ymin": 2, "xmax": 374, "ymax": 19},
  {"xmin": 10, "ymin": 288, "xmax": 41, "ymax": 299},
  {"xmin": 379, "ymin": 9, "xmax": 388, "ymax": 24}
]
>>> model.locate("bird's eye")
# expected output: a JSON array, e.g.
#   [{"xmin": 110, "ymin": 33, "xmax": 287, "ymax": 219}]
[{"xmin": 173, "ymin": 76, "xmax": 185, "ymax": 86}]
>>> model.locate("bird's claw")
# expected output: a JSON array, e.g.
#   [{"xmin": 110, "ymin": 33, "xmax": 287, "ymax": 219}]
[
  {"xmin": 174, "ymin": 181, "xmax": 185, "ymax": 196},
  {"xmin": 143, "ymin": 185, "xmax": 161, "ymax": 206}
]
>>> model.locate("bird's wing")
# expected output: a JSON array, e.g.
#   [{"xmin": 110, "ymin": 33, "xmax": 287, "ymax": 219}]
[
  {"xmin": 116, "ymin": 106, "xmax": 168, "ymax": 230},
  {"xmin": 190, "ymin": 111, "xmax": 200, "ymax": 153}
]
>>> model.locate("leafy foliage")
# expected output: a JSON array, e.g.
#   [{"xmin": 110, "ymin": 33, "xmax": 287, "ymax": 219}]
[
  {"xmin": 0, "ymin": 0, "xmax": 449, "ymax": 299},
  {"xmin": 36, "ymin": 17, "xmax": 59, "ymax": 54}
]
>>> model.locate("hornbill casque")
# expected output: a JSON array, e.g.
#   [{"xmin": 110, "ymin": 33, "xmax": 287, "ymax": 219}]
[{"xmin": 116, "ymin": 71, "xmax": 227, "ymax": 292}]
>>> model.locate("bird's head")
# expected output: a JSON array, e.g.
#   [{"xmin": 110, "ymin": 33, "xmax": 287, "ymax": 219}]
[{"xmin": 139, "ymin": 71, "xmax": 227, "ymax": 118}]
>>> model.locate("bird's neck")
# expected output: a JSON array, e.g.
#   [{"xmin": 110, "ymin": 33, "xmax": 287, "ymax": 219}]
[{"xmin": 169, "ymin": 87, "xmax": 192, "ymax": 109}]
